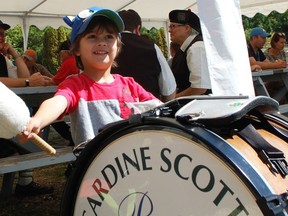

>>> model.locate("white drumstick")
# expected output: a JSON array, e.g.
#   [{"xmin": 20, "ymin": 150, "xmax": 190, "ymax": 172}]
[{"xmin": 0, "ymin": 82, "xmax": 56, "ymax": 155}]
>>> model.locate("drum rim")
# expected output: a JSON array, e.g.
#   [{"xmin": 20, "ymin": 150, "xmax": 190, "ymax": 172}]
[{"xmin": 61, "ymin": 117, "xmax": 275, "ymax": 215}]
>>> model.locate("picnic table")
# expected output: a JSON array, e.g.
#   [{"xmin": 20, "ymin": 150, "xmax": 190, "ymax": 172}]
[
  {"xmin": 0, "ymin": 85, "xmax": 75, "ymax": 198},
  {"xmin": 252, "ymin": 67, "xmax": 288, "ymax": 114}
]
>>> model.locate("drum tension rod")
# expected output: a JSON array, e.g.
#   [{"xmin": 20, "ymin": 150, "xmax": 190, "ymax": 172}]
[{"xmin": 257, "ymin": 193, "xmax": 288, "ymax": 216}]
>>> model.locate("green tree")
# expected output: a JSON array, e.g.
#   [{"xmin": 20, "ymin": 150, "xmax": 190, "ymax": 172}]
[
  {"xmin": 6, "ymin": 25, "xmax": 23, "ymax": 54},
  {"xmin": 42, "ymin": 27, "xmax": 59, "ymax": 74},
  {"xmin": 159, "ymin": 27, "xmax": 168, "ymax": 58},
  {"xmin": 140, "ymin": 26, "xmax": 168, "ymax": 58},
  {"xmin": 242, "ymin": 9, "xmax": 288, "ymax": 35},
  {"xmin": 27, "ymin": 26, "xmax": 45, "ymax": 63},
  {"xmin": 57, "ymin": 26, "xmax": 69, "ymax": 46}
]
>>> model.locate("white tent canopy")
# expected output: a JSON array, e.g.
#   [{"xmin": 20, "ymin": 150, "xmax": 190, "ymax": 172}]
[{"xmin": 0, "ymin": 0, "xmax": 287, "ymax": 29}]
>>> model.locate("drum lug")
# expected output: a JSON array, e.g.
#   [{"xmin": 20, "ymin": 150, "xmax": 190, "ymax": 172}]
[
  {"xmin": 257, "ymin": 193, "xmax": 288, "ymax": 216},
  {"xmin": 65, "ymin": 161, "xmax": 76, "ymax": 178}
]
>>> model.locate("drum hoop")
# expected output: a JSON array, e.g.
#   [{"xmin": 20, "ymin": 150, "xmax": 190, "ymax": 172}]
[
  {"xmin": 61, "ymin": 117, "xmax": 276, "ymax": 215},
  {"xmin": 265, "ymin": 113, "xmax": 288, "ymax": 130}
]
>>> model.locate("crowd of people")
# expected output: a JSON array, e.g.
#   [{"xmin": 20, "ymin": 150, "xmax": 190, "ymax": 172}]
[
  {"xmin": 0, "ymin": 5, "xmax": 287, "ymax": 199},
  {"xmin": 248, "ymin": 27, "xmax": 287, "ymax": 71},
  {"xmin": 112, "ymin": 9, "xmax": 176, "ymax": 102},
  {"xmin": 248, "ymin": 27, "xmax": 287, "ymax": 102}
]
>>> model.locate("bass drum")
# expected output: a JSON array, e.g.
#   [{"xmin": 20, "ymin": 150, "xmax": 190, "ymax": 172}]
[{"xmin": 61, "ymin": 97, "xmax": 288, "ymax": 216}]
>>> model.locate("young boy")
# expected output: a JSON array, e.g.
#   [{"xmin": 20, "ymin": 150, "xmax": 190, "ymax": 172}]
[{"xmin": 23, "ymin": 6, "xmax": 160, "ymax": 145}]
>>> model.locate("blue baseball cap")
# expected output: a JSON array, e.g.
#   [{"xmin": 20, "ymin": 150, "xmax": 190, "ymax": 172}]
[
  {"xmin": 63, "ymin": 6, "xmax": 124, "ymax": 43},
  {"xmin": 250, "ymin": 27, "xmax": 271, "ymax": 38}
]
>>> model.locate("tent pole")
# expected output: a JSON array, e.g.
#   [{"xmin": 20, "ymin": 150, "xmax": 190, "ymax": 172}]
[{"xmin": 22, "ymin": 17, "xmax": 28, "ymax": 50}]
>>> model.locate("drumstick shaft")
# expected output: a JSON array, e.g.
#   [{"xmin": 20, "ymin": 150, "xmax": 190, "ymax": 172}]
[{"xmin": 31, "ymin": 132, "xmax": 56, "ymax": 155}]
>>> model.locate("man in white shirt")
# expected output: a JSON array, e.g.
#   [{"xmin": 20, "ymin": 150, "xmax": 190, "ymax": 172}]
[{"xmin": 169, "ymin": 10, "xmax": 212, "ymax": 97}]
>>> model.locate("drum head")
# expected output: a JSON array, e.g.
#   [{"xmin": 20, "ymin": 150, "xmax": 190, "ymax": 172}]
[{"xmin": 61, "ymin": 120, "xmax": 271, "ymax": 215}]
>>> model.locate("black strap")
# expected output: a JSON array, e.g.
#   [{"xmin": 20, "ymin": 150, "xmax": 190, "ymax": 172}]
[
  {"xmin": 184, "ymin": 34, "xmax": 203, "ymax": 54},
  {"xmin": 237, "ymin": 123, "xmax": 288, "ymax": 177},
  {"xmin": 252, "ymin": 111, "xmax": 288, "ymax": 142}
]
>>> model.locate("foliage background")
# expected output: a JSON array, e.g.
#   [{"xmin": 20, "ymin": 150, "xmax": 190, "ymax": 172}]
[
  {"xmin": 6, "ymin": 25, "xmax": 71, "ymax": 74},
  {"xmin": 5, "ymin": 25, "xmax": 168, "ymax": 74},
  {"xmin": 242, "ymin": 10, "xmax": 288, "ymax": 48},
  {"xmin": 4, "ymin": 9, "xmax": 288, "ymax": 73}
]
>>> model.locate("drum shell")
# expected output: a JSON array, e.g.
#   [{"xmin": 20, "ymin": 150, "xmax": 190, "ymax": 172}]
[{"xmin": 225, "ymin": 126, "xmax": 288, "ymax": 195}]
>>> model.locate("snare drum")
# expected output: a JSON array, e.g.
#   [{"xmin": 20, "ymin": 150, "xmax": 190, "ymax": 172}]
[{"xmin": 61, "ymin": 96, "xmax": 288, "ymax": 216}]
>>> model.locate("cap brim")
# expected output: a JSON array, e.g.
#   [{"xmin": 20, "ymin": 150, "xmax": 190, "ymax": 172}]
[
  {"xmin": 78, "ymin": 9, "xmax": 124, "ymax": 36},
  {"xmin": 22, "ymin": 54, "xmax": 35, "ymax": 61},
  {"xmin": 0, "ymin": 24, "xmax": 10, "ymax": 30}
]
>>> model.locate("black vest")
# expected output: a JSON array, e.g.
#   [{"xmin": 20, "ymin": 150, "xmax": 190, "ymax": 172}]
[
  {"xmin": 0, "ymin": 54, "xmax": 8, "ymax": 77},
  {"xmin": 172, "ymin": 35, "xmax": 211, "ymax": 95},
  {"xmin": 112, "ymin": 33, "xmax": 161, "ymax": 98}
]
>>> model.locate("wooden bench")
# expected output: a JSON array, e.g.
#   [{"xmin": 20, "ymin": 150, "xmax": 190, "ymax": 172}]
[{"xmin": 0, "ymin": 147, "xmax": 76, "ymax": 198}]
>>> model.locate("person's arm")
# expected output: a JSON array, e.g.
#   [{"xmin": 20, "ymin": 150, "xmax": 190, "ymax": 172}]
[
  {"xmin": 154, "ymin": 44, "xmax": 176, "ymax": 102},
  {"xmin": 249, "ymin": 56, "xmax": 286, "ymax": 70},
  {"xmin": 24, "ymin": 95, "xmax": 68, "ymax": 136},
  {"xmin": 251, "ymin": 64, "xmax": 262, "ymax": 72},
  {"xmin": 161, "ymin": 90, "xmax": 176, "ymax": 102},
  {"xmin": 176, "ymin": 87, "xmax": 207, "ymax": 98},
  {"xmin": 3, "ymin": 43, "xmax": 30, "ymax": 78},
  {"xmin": 0, "ymin": 77, "xmax": 27, "ymax": 87},
  {"xmin": 0, "ymin": 72, "xmax": 52, "ymax": 87},
  {"xmin": 28, "ymin": 72, "xmax": 53, "ymax": 86},
  {"xmin": 35, "ymin": 64, "xmax": 54, "ymax": 78}
]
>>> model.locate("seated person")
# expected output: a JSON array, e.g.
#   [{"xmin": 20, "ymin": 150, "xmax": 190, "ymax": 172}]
[
  {"xmin": 51, "ymin": 40, "xmax": 80, "ymax": 85},
  {"xmin": 22, "ymin": 49, "xmax": 54, "ymax": 78},
  {"xmin": 264, "ymin": 32, "xmax": 287, "ymax": 62},
  {"xmin": 168, "ymin": 41, "xmax": 180, "ymax": 68},
  {"xmin": 0, "ymin": 19, "xmax": 53, "ymax": 197},
  {"xmin": 248, "ymin": 28, "xmax": 287, "ymax": 103},
  {"xmin": 0, "ymin": 36, "xmax": 51, "ymax": 87},
  {"xmin": 248, "ymin": 27, "xmax": 286, "ymax": 70}
]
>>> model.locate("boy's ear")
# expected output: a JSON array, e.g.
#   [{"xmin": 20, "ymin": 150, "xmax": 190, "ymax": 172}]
[
  {"xmin": 133, "ymin": 25, "xmax": 141, "ymax": 36},
  {"xmin": 74, "ymin": 48, "xmax": 80, "ymax": 56}
]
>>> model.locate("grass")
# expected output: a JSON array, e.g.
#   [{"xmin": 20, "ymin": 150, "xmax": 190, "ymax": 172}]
[
  {"xmin": 0, "ymin": 163, "xmax": 68, "ymax": 216},
  {"xmin": 0, "ymin": 127, "xmax": 71, "ymax": 216}
]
